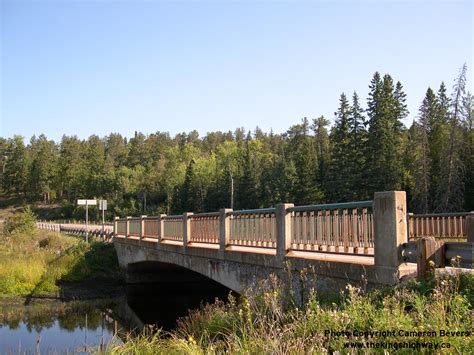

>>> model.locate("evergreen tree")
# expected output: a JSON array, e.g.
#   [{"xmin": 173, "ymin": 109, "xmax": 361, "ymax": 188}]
[
  {"xmin": 348, "ymin": 92, "xmax": 368, "ymax": 199},
  {"xmin": 366, "ymin": 73, "xmax": 407, "ymax": 193},
  {"xmin": 2, "ymin": 136, "xmax": 28, "ymax": 196},
  {"xmin": 237, "ymin": 137, "xmax": 258, "ymax": 209},
  {"xmin": 28, "ymin": 135, "xmax": 58, "ymax": 202},
  {"xmin": 462, "ymin": 92, "xmax": 474, "ymax": 210},
  {"xmin": 312, "ymin": 116, "xmax": 330, "ymax": 198},
  {"xmin": 328, "ymin": 93, "xmax": 352, "ymax": 201},
  {"xmin": 410, "ymin": 88, "xmax": 437, "ymax": 212},
  {"xmin": 436, "ymin": 64, "xmax": 467, "ymax": 211}
]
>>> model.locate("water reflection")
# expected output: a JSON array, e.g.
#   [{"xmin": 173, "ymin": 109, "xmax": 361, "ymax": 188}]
[
  {"xmin": 0, "ymin": 279, "xmax": 233, "ymax": 352},
  {"xmin": 0, "ymin": 299, "xmax": 122, "ymax": 353}
]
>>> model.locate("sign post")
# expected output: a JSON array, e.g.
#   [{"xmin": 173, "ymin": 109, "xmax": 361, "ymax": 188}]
[
  {"xmin": 77, "ymin": 199, "xmax": 97, "ymax": 243},
  {"xmin": 99, "ymin": 200, "xmax": 107, "ymax": 238}
]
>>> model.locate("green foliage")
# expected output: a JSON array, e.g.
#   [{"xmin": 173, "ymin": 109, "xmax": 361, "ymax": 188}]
[
  {"xmin": 109, "ymin": 272, "xmax": 474, "ymax": 353},
  {"xmin": 3, "ymin": 206, "xmax": 37, "ymax": 235},
  {"xmin": 0, "ymin": 227, "xmax": 121, "ymax": 297}
]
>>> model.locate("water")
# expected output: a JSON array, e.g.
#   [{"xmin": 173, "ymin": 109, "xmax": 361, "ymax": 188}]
[
  {"xmin": 0, "ymin": 299, "xmax": 123, "ymax": 353},
  {"xmin": 0, "ymin": 280, "xmax": 232, "ymax": 353}
]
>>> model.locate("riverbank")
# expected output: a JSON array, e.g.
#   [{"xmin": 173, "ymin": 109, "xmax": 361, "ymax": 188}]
[
  {"xmin": 109, "ymin": 270, "xmax": 474, "ymax": 353},
  {"xmin": 0, "ymin": 214, "xmax": 123, "ymax": 299}
]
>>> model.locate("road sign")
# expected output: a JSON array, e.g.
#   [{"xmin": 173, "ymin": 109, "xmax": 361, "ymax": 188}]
[
  {"xmin": 99, "ymin": 200, "xmax": 107, "ymax": 210},
  {"xmin": 77, "ymin": 199, "xmax": 97, "ymax": 206},
  {"xmin": 77, "ymin": 199, "xmax": 96, "ymax": 243}
]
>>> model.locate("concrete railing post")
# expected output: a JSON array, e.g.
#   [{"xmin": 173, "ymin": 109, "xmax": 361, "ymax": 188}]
[
  {"xmin": 467, "ymin": 213, "xmax": 474, "ymax": 243},
  {"xmin": 374, "ymin": 191, "xmax": 409, "ymax": 284},
  {"xmin": 125, "ymin": 216, "xmax": 131, "ymax": 238},
  {"xmin": 140, "ymin": 215, "xmax": 147, "ymax": 240},
  {"xmin": 276, "ymin": 203, "xmax": 294, "ymax": 263},
  {"xmin": 157, "ymin": 214, "xmax": 166, "ymax": 243},
  {"xmin": 219, "ymin": 208, "xmax": 233, "ymax": 253},
  {"xmin": 183, "ymin": 212, "xmax": 193, "ymax": 251}
]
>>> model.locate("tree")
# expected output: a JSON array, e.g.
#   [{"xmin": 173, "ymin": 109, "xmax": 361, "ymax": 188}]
[
  {"xmin": 436, "ymin": 64, "xmax": 467, "ymax": 211},
  {"xmin": 410, "ymin": 88, "xmax": 437, "ymax": 212},
  {"xmin": 237, "ymin": 136, "xmax": 259, "ymax": 209},
  {"xmin": 287, "ymin": 118, "xmax": 322, "ymax": 204},
  {"xmin": 2, "ymin": 136, "xmax": 28, "ymax": 196},
  {"xmin": 366, "ymin": 73, "xmax": 407, "ymax": 193},
  {"xmin": 348, "ymin": 92, "xmax": 368, "ymax": 199},
  {"xmin": 328, "ymin": 93, "xmax": 352, "ymax": 201},
  {"xmin": 462, "ymin": 92, "xmax": 474, "ymax": 210},
  {"xmin": 28, "ymin": 134, "xmax": 58, "ymax": 202},
  {"xmin": 312, "ymin": 116, "xmax": 330, "ymax": 197},
  {"xmin": 57, "ymin": 135, "xmax": 84, "ymax": 201}
]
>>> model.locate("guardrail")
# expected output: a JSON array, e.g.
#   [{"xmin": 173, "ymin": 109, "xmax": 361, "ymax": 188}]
[
  {"xmin": 288, "ymin": 201, "xmax": 373, "ymax": 255},
  {"xmin": 36, "ymin": 222, "xmax": 114, "ymax": 242},
  {"xmin": 162, "ymin": 215, "xmax": 184, "ymax": 241},
  {"xmin": 408, "ymin": 212, "xmax": 473, "ymax": 240},
  {"xmin": 229, "ymin": 208, "xmax": 277, "ymax": 248},
  {"xmin": 113, "ymin": 203, "xmax": 375, "ymax": 255},
  {"xmin": 190, "ymin": 212, "xmax": 220, "ymax": 244}
]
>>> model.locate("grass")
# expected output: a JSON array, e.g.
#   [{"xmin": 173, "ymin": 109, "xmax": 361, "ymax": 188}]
[
  {"xmin": 0, "ymin": 211, "xmax": 121, "ymax": 298},
  {"xmin": 107, "ymin": 270, "xmax": 474, "ymax": 354}
]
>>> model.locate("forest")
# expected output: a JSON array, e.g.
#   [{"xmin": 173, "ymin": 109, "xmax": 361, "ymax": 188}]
[{"xmin": 1, "ymin": 67, "xmax": 472, "ymax": 219}]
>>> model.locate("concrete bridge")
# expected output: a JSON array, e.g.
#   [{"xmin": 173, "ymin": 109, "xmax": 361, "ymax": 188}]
[{"xmin": 113, "ymin": 191, "xmax": 419, "ymax": 295}]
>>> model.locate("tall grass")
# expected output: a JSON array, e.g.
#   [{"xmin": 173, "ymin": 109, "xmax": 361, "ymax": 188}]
[
  {"xmin": 108, "ymin": 270, "xmax": 474, "ymax": 354},
  {"xmin": 0, "ymin": 210, "xmax": 121, "ymax": 298}
]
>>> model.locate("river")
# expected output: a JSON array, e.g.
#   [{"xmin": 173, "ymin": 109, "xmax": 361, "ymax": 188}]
[{"xmin": 0, "ymin": 280, "xmax": 231, "ymax": 353}]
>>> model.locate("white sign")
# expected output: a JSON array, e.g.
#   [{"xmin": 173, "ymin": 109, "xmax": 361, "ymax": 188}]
[
  {"xmin": 77, "ymin": 199, "xmax": 97, "ymax": 206},
  {"xmin": 99, "ymin": 200, "xmax": 107, "ymax": 210}
]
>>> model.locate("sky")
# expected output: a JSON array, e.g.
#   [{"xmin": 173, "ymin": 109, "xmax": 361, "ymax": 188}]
[{"xmin": 1, "ymin": 0, "xmax": 473, "ymax": 142}]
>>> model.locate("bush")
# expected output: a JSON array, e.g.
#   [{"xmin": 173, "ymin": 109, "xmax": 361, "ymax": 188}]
[{"xmin": 3, "ymin": 206, "xmax": 37, "ymax": 235}]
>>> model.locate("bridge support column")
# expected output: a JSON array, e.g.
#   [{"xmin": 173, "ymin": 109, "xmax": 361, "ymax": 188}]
[
  {"xmin": 183, "ymin": 212, "xmax": 193, "ymax": 252},
  {"xmin": 219, "ymin": 209, "xmax": 232, "ymax": 255},
  {"xmin": 157, "ymin": 214, "xmax": 166, "ymax": 243},
  {"xmin": 114, "ymin": 216, "xmax": 119, "ymax": 237},
  {"xmin": 140, "ymin": 215, "xmax": 147, "ymax": 241},
  {"xmin": 126, "ymin": 216, "xmax": 131, "ymax": 238},
  {"xmin": 467, "ymin": 213, "xmax": 474, "ymax": 243},
  {"xmin": 374, "ymin": 191, "xmax": 410, "ymax": 284},
  {"xmin": 276, "ymin": 203, "xmax": 294, "ymax": 263}
]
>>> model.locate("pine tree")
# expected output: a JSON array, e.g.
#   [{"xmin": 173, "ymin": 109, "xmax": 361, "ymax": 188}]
[
  {"xmin": 28, "ymin": 135, "xmax": 58, "ymax": 202},
  {"xmin": 2, "ymin": 136, "xmax": 28, "ymax": 196},
  {"xmin": 436, "ymin": 64, "xmax": 467, "ymax": 211},
  {"xmin": 312, "ymin": 116, "xmax": 330, "ymax": 196},
  {"xmin": 348, "ymin": 92, "xmax": 368, "ymax": 199},
  {"xmin": 237, "ymin": 136, "xmax": 258, "ymax": 209},
  {"xmin": 288, "ymin": 118, "xmax": 322, "ymax": 204},
  {"xmin": 411, "ymin": 88, "xmax": 437, "ymax": 212},
  {"xmin": 328, "ymin": 93, "xmax": 352, "ymax": 201},
  {"xmin": 462, "ymin": 92, "xmax": 474, "ymax": 210},
  {"xmin": 366, "ymin": 73, "xmax": 407, "ymax": 194}
]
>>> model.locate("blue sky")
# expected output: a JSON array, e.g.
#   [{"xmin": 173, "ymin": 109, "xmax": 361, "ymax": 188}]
[{"xmin": 1, "ymin": 0, "xmax": 472, "ymax": 141}]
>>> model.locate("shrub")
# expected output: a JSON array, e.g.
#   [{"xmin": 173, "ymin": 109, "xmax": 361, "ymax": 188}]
[{"xmin": 3, "ymin": 206, "xmax": 37, "ymax": 235}]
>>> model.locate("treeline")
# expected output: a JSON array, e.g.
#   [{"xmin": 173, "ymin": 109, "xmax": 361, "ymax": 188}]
[{"xmin": 1, "ymin": 67, "xmax": 472, "ymax": 218}]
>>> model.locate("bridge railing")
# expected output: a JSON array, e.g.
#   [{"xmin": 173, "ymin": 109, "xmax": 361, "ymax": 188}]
[
  {"xmin": 408, "ymin": 212, "xmax": 472, "ymax": 241},
  {"xmin": 227, "ymin": 208, "xmax": 276, "ymax": 248},
  {"xmin": 162, "ymin": 215, "xmax": 184, "ymax": 242},
  {"xmin": 143, "ymin": 216, "xmax": 159, "ymax": 240},
  {"xmin": 288, "ymin": 201, "xmax": 374, "ymax": 255},
  {"xmin": 189, "ymin": 212, "xmax": 220, "ymax": 244},
  {"xmin": 128, "ymin": 217, "xmax": 141, "ymax": 238}
]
